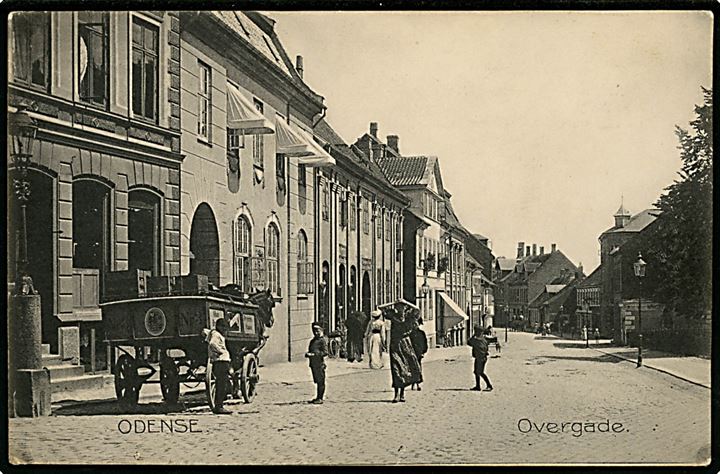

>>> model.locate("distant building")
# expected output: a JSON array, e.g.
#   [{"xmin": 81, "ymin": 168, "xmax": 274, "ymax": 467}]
[
  {"xmin": 498, "ymin": 242, "xmax": 581, "ymax": 329},
  {"xmin": 598, "ymin": 201, "xmax": 660, "ymax": 342},
  {"xmin": 576, "ymin": 265, "xmax": 602, "ymax": 335},
  {"xmin": 528, "ymin": 273, "xmax": 581, "ymax": 333}
]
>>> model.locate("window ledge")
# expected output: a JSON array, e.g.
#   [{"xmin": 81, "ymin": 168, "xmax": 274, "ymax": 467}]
[
  {"xmin": 297, "ymin": 293, "xmax": 309, "ymax": 300},
  {"xmin": 197, "ymin": 136, "xmax": 213, "ymax": 147}
]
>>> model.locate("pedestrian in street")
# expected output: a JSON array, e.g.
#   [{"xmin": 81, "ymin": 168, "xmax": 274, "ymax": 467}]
[
  {"xmin": 594, "ymin": 328, "xmax": 600, "ymax": 345},
  {"xmin": 365, "ymin": 309, "xmax": 386, "ymax": 369},
  {"xmin": 305, "ymin": 322, "xmax": 329, "ymax": 404},
  {"xmin": 409, "ymin": 317, "xmax": 428, "ymax": 390},
  {"xmin": 346, "ymin": 311, "xmax": 364, "ymax": 363},
  {"xmin": 383, "ymin": 302, "xmax": 423, "ymax": 403},
  {"xmin": 207, "ymin": 318, "xmax": 232, "ymax": 414},
  {"xmin": 468, "ymin": 324, "xmax": 493, "ymax": 392}
]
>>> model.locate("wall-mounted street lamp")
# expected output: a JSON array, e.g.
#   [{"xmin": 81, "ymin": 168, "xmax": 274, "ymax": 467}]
[
  {"xmin": 633, "ymin": 252, "xmax": 646, "ymax": 367},
  {"xmin": 9, "ymin": 106, "xmax": 38, "ymax": 295}
]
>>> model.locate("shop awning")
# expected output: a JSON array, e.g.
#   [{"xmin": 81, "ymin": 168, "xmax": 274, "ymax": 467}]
[
  {"xmin": 297, "ymin": 128, "xmax": 335, "ymax": 167},
  {"xmin": 227, "ymin": 83, "xmax": 275, "ymax": 134},
  {"xmin": 275, "ymin": 117, "xmax": 335, "ymax": 167},
  {"xmin": 439, "ymin": 292, "xmax": 469, "ymax": 328},
  {"xmin": 275, "ymin": 117, "xmax": 314, "ymax": 157}
]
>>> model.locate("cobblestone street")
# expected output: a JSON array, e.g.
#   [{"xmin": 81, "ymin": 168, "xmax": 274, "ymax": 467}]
[{"xmin": 9, "ymin": 332, "xmax": 710, "ymax": 466}]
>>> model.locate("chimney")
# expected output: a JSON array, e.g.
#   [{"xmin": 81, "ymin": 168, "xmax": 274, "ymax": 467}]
[
  {"xmin": 517, "ymin": 242, "xmax": 525, "ymax": 260},
  {"xmin": 576, "ymin": 264, "xmax": 584, "ymax": 279},
  {"xmin": 387, "ymin": 135, "xmax": 399, "ymax": 154},
  {"xmin": 369, "ymin": 122, "xmax": 378, "ymax": 138},
  {"xmin": 526, "ymin": 245, "xmax": 531, "ymax": 257},
  {"xmin": 532, "ymin": 244, "xmax": 537, "ymax": 256},
  {"xmin": 551, "ymin": 243, "xmax": 557, "ymax": 253},
  {"xmin": 540, "ymin": 246, "xmax": 544, "ymax": 255},
  {"xmin": 295, "ymin": 55, "xmax": 304, "ymax": 79}
]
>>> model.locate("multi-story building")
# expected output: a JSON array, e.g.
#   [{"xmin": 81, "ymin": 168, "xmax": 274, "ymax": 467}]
[
  {"xmin": 8, "ymin": 11, "xmax": 184, "ymax": 369},
  {"xmin": 372, "ymin": 131, "xmax": 449, "ymax": 348},
  {"xmin": 527, "ymin": 272, "xmax": 581, "ymax": 333},
  {"xmin": 314, "ymin": 120, "xmax": 409, "ymax": 335},
  {"xmin": 598, "ymin": 201, "xmax": 660, "ymax": 342},
  {"xmin": 374, "ymin": 134, "xmax": 476, "ymax": 347},
  {"xmin": 177, "ymin": 11, "xmax": 335, "ymax": 363}
]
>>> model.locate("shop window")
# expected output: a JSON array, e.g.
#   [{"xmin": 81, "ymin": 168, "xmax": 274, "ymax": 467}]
[
  {"xmin": 128, "ymin": 189, "xmax": 161, "ymax": 275},
  {"xmin": 233, "ymin": 215, "xmax": 251, "ymax": 292},
  {"xmin": 10, "ymin": 12, "xmax": 50, "ymax": 90},
  {"xmin": 131, "ymin": 17, "xmax": 159, "ymax": 121},
  {"xmin": 78, "ymin": 12, "xmax": 109, "ymax": 107}
]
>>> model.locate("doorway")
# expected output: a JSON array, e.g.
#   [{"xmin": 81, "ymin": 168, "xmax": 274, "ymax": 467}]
[
  {"xmin": 189, "ymin": 203, "xmax": 220, "ymax": 286},
  {"xmin": 128, "ymin": 189, "xmax": 161, "ymax": 275},
  {"xmin": 361, "ymin": 271, "xmax": 371, "ymax": 317}
]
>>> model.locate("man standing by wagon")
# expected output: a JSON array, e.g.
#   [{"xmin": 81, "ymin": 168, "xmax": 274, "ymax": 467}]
[{"xmin": 207, "ymin": 318, "xmax": 232, "ymax": 414}]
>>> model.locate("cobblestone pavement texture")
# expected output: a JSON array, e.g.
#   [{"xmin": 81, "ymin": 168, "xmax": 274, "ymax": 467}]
[{"xmin": 9, "ymin": 332, "xmax": 711, "ymax": 466}]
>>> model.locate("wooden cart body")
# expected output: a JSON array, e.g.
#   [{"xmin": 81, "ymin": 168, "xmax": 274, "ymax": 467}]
[{"xmin": 101, "ymin": 290, "xmax": 270, "ymax": 409}]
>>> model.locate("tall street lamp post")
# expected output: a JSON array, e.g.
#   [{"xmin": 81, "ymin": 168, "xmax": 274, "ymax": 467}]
[
  {"xmin": 8, "ymin": 107, "xmax": 51, "ymax": 417},
  {"xmin": 633, "ymin": 253, "xmax": 646, "ymax": 368}
]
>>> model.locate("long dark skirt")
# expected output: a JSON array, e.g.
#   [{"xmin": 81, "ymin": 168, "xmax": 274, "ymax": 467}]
[{"xmin": 390, "ymin": 337, "xmax": 423, "ymax": 388}]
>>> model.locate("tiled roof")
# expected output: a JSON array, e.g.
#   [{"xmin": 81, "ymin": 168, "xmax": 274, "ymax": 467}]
[
  {"xmin": 313, "ymin": 120, "xmax": 408, "ymax": 204},
  {"xmin": 212, "ymin": 12, "xmax": 292, "ymax": 77},
  {"xmin": 313, "ymin": 119, "xmax": 347, "ymax": 146},
  {"xmin": 379, "ymin": 155, "xmax": 430, "ymax": 186},
  {"xmin": 577, "ymin": 266, "xmax": 601, "ymax": 289},
  {"xmin": 603, "ymin": 209, "xmax": 660, "ymax": 235},
  {"xmin": 208, "ymin": 12, "xmax": 323, "ymax": 104}
]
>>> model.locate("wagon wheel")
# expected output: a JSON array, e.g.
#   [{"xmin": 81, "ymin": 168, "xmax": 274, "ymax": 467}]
[
  {"xmin": 114, "ymin": 354, "xmax": 140, "ymax": 408},
  {"xmin": 160, "ymin": 353, "xmax": 180, "ymax": 405},
  {"xmin": 240, "ymin": 353, "xmax": 259, "ymax": 403},
  {"xmin": 205, "ymin": 359, "xmax": 217, "ymax": 412}
]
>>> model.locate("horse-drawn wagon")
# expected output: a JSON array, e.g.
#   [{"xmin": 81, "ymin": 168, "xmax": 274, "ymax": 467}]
[{"xmin": 101, "ymin": 272, "xmax": 275, "ymax": 411}]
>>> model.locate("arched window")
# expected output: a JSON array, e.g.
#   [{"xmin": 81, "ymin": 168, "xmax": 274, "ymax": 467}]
[
  {"xmin": 297, "ymin": 229, "xmax": 313, "ymax": 294},
  {"xmin": 266, "ymin": 223, "xmax": 281, "ymax": 295},
  {"xmin": 233, "ymin": 215, "xmax": 251, "ymax": 291}
]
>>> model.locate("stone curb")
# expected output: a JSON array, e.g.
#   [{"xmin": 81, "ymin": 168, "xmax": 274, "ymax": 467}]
[{"xmin": 593, "ymin": 348, "xmax": 710, "ymax": 389}]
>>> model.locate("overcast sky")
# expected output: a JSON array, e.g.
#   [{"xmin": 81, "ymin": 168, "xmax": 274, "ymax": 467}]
[{"xmin": 272, "ymin": 11, "xmax": 712, "ymax": 271}]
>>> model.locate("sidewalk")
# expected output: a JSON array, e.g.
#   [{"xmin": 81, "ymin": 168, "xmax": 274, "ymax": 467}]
[{"xmin": 593, "ymin": 345, "xmax": 711, "ymax": 389}]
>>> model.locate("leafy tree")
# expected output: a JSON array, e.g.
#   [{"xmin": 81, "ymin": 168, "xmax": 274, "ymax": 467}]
[{"xmin": 640, "ymin": 88, "xmax": 712, "ymax": 319}]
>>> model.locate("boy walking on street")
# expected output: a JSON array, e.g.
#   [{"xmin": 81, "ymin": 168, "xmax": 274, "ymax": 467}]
[
  {"xmin": 306, "ymin": 323, "xmax": 329, "ymax": 404},
  {"xmin": 468, "ymin": 325, "xmax": 493, "ymax": 392}
]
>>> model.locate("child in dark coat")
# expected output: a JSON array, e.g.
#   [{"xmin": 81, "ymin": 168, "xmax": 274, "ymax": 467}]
[{"xmin": 305, "ymin": 322, "xmax": 329, "ymax": 404}]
